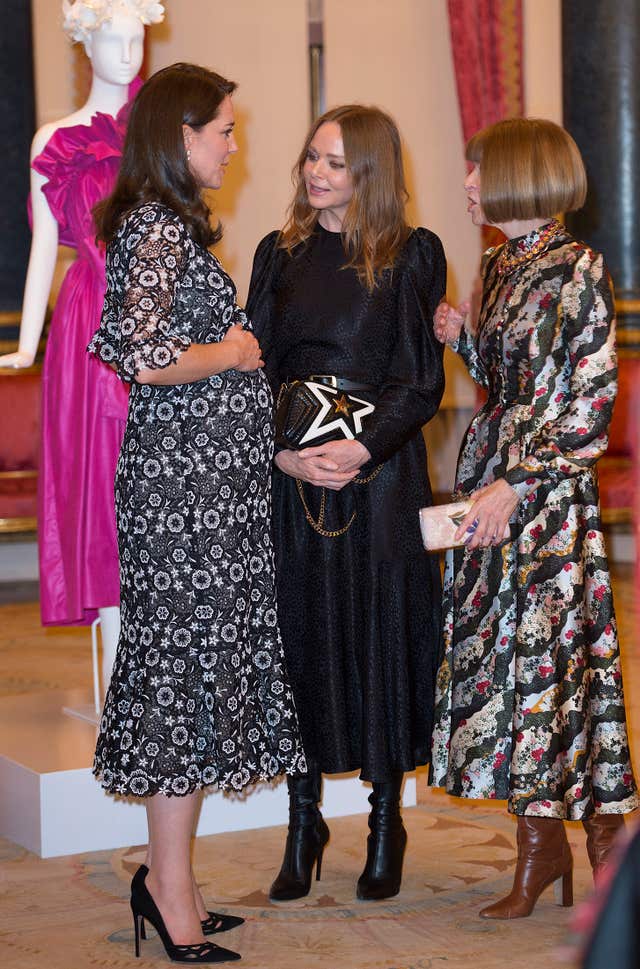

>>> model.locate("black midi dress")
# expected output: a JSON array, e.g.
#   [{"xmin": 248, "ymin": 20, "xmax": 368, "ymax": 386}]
[{"xmin": 247, "ymin": 224, "xmax": 446, "ymax": 782}]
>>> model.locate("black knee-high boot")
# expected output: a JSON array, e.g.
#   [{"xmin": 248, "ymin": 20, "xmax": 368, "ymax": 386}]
[
  {"xmin": 269, "ymin": 768, "xmax": 330, "ymax": 901},
  {"xmin": 356, "ymin": 772, "xmax": 407, "ymax": 900}
]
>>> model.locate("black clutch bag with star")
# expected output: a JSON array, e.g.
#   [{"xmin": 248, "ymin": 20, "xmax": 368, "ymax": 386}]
[{"xmin": 275, "ymin": 376, "xmax": 377, "ymax": 450}]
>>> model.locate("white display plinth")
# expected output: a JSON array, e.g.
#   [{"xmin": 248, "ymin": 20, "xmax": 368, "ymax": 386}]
[{"xmin": 0, "ymin": 690, "xmax": 416, "ymax": 858}]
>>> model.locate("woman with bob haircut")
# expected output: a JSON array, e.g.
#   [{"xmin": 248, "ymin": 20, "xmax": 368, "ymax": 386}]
[
  {"xmin": 89, "ymin": 63, "xmax": 306, "ymax": 963},
  {"xmin": 431, "ymin": 117, "xmax": 638, "ymax": 919},
  {"xmin": 247, "ymin": 104, "xmax": 446, "ymax": 902}
]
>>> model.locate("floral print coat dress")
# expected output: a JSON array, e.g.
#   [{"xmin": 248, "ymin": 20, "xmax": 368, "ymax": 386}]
[{"xmin": 430, "ymin": 225, "xmax": 638, "ymax": 819}]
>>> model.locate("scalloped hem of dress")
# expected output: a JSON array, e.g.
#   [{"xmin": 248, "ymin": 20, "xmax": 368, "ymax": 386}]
[{"xmin": 92, "ymin": 755, "xmax": 307, "ymax": 799}]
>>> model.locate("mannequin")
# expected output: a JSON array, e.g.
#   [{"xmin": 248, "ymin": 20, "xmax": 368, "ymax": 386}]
[{"xmin": 0, "ymin": 1, "xmax": 163, "ymax": 695}]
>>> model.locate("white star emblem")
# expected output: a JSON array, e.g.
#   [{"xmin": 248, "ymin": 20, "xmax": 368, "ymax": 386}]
[{"xmin": 298, "ymin": 381, "xmax": 374, "ymax": 446}]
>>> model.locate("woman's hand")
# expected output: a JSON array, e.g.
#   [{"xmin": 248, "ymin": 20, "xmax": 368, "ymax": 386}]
[
  {"xmin": 453, "ymin": 479, "xmax": 519, "ymax": 550},
  {"xmin": 275, "ymin": 439, "xmax": 370, "ymax": 490},
  {"xmin": 222, "ymin": 323, "xmax": 264, "ymax": 372},
  {"xmin": 434, "ymin": 299, "xmax": 470, "ymax": 345}
]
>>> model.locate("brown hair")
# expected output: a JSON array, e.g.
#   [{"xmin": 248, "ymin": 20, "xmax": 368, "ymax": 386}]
[
  {"xmin": 94, "ymin": 63, "xmax": 237, "ymax": 248},
  {"xmin": 280, "ymin": 104, "xmax": 410, "ymax": 289},
  {"xmin": 466, "ymin": 117, "xmax": 587, "ymax": 223}
]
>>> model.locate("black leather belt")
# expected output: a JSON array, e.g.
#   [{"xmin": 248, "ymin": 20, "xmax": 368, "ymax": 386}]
[{"xmin": 301, "ymin": 374, "xmax": 377, "ymax": 395}]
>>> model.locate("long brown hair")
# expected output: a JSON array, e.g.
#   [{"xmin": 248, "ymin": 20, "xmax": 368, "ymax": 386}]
[
  {"xmin": 94, "ymin": 63, "xmax": 236, "ymax": 248},
  {"xmin": 280, "ymin": 105, "xmax": 410, "ymax": 289}
]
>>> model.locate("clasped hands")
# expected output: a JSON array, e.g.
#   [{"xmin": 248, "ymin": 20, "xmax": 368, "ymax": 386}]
[
  {"xmin": 275, "ymin": 439, "xmax": 372, "ymax": 490},
  {"xmin": 453, "ymin": 479, "xmax": 520, "ymax": 550}
]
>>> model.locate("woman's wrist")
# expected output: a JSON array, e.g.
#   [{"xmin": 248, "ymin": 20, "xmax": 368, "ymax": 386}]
[{"xmin": 215, "ymin": 341, "xmax": 240, "ymax": 372}]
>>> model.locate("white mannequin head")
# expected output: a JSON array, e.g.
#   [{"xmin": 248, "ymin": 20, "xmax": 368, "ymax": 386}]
[
  {"xmin": 62, "ymin": 1, "xmax": 164, "ymax": 48},
  {"xmin": 85, "ymin": 9, "xmax": 145, "ymax": 85}
]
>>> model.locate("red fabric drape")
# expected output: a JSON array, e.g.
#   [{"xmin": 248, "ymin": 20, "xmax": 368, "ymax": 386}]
[
  {"xmin": 447, "ymin": 0, "xmax": 524, "ymax": 249},
  {"xmin": 447, "ymin": 0, "xmax": 524, "ymax": 143}
]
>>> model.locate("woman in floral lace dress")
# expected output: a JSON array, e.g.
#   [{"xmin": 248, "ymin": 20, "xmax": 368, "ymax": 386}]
[
  {"xmin": 430, "ymin": 118, "xmax": 638, "ymax": 920},
  {"xmin": 89, "ymin": 64, "xmax": 305, "ymax": 964}
]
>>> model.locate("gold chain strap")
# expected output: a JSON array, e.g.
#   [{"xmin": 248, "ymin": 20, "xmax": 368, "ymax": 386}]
[
  {"xmin": 353, "ymin": 465, "xmax": 383, "ymax": 485},
  {"xmin": 295, "ymin": 463, "xmax": 383, "ymax": 539}
]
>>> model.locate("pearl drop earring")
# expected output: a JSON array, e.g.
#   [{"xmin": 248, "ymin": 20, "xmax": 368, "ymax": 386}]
[{"xmin": 186, "ymin": 148, "xmax": 192, "ymax": 161}]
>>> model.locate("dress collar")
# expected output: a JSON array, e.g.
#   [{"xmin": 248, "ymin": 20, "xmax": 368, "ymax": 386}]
[{"xmin": 496, "ymin": 219, "xmax": 568, "ymax": 275}]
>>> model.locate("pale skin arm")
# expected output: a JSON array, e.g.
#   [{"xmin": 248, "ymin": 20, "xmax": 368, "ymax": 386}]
[
  {"xmin": 135, "ymin": 324, "xmax": 264, "ymax": 385},
  {"xmin": 0, "ymin": 124, "xmax": 61, "ymax": 368},
  {"xmin": 275, "ymin": 439, "xmax": 371, "ymax": 490}
]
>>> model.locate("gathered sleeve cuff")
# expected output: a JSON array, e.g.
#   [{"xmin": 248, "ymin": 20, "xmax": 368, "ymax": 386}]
[{"xmin": 451, "ymin": 324, "xmax": 489, "ymax": 388}]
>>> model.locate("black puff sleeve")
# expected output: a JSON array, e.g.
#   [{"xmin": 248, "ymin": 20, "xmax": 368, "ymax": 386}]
[{"xmin": 357, "ymin": 228, "xmax": 446, "ymax": 465}]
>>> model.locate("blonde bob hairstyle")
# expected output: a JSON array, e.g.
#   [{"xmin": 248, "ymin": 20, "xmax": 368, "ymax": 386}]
[
  {"xmin": 279, "ymin": 104, "xmax": 410, "ymax": 290},
  {"xmin": 466, "ymin": 117, "xmax": 587, "ymax": 224}
]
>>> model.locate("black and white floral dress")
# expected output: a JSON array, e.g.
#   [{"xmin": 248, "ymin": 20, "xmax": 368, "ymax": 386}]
[{"xmin": 88, "ymin": 202, "xmax": 306, "ymax": 797}]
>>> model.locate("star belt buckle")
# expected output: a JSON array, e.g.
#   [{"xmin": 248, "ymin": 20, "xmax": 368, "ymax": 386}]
[{"xmin": 299, "ymin": 381, "xmax": 375, "ymax": 446}]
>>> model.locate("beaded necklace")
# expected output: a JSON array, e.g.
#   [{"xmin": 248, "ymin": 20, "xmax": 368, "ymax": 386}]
[{"xmin": 496, "ymin": 219, "xmax": 564, "ymax": 276}]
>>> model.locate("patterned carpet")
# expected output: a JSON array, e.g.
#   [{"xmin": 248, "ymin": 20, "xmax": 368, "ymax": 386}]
[
  {"xmin": 0, "ymin": 803, "xmax": 596, "ymax": 969},
  {"xmin": 0, "ymin": 564, "xmax": 637, "ymax": 968}
]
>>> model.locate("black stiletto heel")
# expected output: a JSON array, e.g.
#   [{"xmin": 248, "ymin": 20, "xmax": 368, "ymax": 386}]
[
  {"xmin": 130, "ymin": 866, "xmax": 241, "ymax": 963},
  {"xmin": 132, "ymin": 909, "xmax": 143, "ymax": 958},
  {"xmin": 136, "ymin": 865, "xmax": 244, "ymax": 936}
]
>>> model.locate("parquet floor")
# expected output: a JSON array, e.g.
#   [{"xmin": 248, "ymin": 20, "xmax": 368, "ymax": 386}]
[{"xmin": 0, "ymin": 564, "xmax": 637, "ymax": 969}]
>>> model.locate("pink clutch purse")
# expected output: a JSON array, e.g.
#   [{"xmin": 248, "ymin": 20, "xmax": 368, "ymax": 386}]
[{"xmin": 419, "ymin": 500, "xmax": 510, "ymax": 552}]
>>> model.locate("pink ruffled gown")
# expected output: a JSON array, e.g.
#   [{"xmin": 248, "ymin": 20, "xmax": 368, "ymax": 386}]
[{"xmin": 31, "ymin": 81, "xmax": 141, "ymax": 625}]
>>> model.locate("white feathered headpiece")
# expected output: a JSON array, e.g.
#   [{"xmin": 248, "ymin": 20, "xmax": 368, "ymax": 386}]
[{"xmin": 62, "ymin": 0, "xmax": 165, "ymax": 45}]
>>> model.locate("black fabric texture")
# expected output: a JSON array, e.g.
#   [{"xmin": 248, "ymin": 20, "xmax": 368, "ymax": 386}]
[{"xmin": 247, "ymin": 224, "xmax": 446, "ymax": 782}]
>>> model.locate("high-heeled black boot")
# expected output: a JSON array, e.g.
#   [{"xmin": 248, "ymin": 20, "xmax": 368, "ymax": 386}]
[
  {"xmin": 356, "ymin": 772, "xmax": 407, "ymax": 900},
  {"xmin": 269, "ymin": 770, "xmax": 330, "ymax": 901}
]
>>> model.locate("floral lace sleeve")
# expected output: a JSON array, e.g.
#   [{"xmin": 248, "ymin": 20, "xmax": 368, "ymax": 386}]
[{"xmin": 89, "ymin": 208, "xmax": 193, "ymax": 382}]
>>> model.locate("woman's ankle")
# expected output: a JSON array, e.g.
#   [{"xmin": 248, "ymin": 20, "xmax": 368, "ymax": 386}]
[{"xmin": 191, "ymin": 876, "xmax": 208, "ymax": 921}]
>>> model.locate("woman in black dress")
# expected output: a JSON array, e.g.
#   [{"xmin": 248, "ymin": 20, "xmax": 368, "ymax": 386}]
[
  {"xmin": 248, "ymin": 105, "xmax": 445, "ymax": 901},
  {"xmin": 89, "ymin": 64, "xmax": 305, "ymax": 963}
]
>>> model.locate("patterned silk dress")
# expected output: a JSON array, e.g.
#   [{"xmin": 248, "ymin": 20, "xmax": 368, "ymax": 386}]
[
  {"xmin": 89, "ymin": 202, "xmax": 306, "ymax": 797},
  {"xmin": 430, "ymin": 223, "xmax": 639, "ymax": 819}
]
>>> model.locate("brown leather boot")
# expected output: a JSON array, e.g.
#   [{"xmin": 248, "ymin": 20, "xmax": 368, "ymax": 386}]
[
  {"xmin": 479, "ymin": 816, "xmax": 573, "ymax": 919},
  {"xmin": 582, "ymin": 813, "xmax": 625, "ymax": 876}
]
